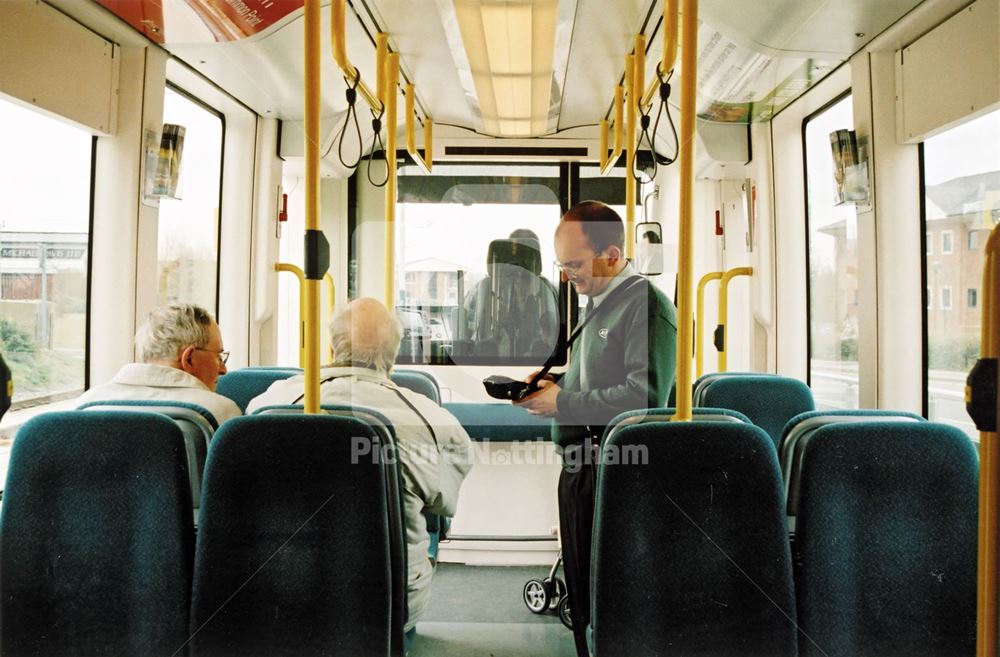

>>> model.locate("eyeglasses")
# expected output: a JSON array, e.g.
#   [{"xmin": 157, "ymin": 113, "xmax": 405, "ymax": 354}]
[
  {"xmin": 554, "ymin": 249, "xmax": 603, "ymax": 277},
  {"xmin": 195, "ymin": 347, "xmax": 230, "ymax": 365}
]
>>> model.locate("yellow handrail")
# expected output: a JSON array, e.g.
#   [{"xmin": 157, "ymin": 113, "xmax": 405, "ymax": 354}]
[
  {"xmin": 624, "ymin": 51, "xmax": 637, "ymax": 261},
  {"xmin": 977, "ymin": 224, "xmax": 1000, "ymax": 657},
  {"xmin": 275, "ymin": 263, "xmax": 307, "ymax": 369},
  {"xmin": 405, "ymin": 83, "xmax": 433, "ymax": 174},
  {"xmin": 696, "ymin": 271, "xmax": 723, "ymax": 377},
  {"xmin": 600, "ymin": 85, "xmax": 624, "ymax": 175},
  {"xmin": 324, "ymin": 273, "xmax": 336, "ymax": 364},
  {"xmin": 303, "ymin": 0, "xmax": 321, "ymax": 413},
  {"xmin": 717, "ymin": 266, "xmax": 753, "ymax": 372},
  {"xmin": 331, "ymin": 0, "xmax": 384, "ymax": 114},
  {"xmin": 640, "ymin": 0, "xmax": 679, "ymax": 109},
  {"xmin": 384, "ymin": 52, "xmax": 399, "ymax": 309},
  {"xmin": 672, "ymin": 0, "xmax": 698, "ymax": 422}
]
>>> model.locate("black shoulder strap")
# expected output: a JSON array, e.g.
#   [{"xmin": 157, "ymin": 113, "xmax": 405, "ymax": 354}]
[
  {"xmin": 527, "ymin": 275, "xmax": 645, "ymax": 388},
  {"xmin": 292, "ymin": 374, "xmax": 341, "ymax": 405}
]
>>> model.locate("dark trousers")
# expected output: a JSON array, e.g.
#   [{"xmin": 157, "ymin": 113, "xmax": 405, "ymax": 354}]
[{"xmin": 558, "ymin": 445, "xmax": 597, "ymax": 657}]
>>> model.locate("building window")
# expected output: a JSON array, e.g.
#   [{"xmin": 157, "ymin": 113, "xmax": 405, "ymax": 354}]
[
  {"xmin": 968, "ymin": 288, "xmax": 978, "ymax": 308},
  {"xmin": 0, "ymin": 97, "xmax": 93, "ymax": 411},
  {"xmin": 941, "ymin": 286, "xmax": 952, "ymax": 310},
  {"xmin": 941, "ymin": 230, "xmax": 954, "ymax": 254},
  {"xmin": 926, "ymin": 232, "xmax": 933, "ymax": 255},
  {"xmin": 968, "ymin": 231, "xmax": 979, "ymax": 251},
  {"xmin": 926, "ymin": 287, "xmax": 933, "ymax": 309}
]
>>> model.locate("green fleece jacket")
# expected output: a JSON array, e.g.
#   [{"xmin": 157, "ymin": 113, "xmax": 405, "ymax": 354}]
[{"xmin": 552, "ymin": 276, "xmax": 677, "ymax": 449}]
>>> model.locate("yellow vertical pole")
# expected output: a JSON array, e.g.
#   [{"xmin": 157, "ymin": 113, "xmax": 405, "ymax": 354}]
[
  {"xmin": 696, "ymin": 271, "xmax": 723, "ymax": 377},
  {"xmin": 624, "ymin": 53, "xmax": 636, "ymax": 261},
  {"xmin": 302, "ymin": 0, "xmax": 321, "ymax": 413},
  {"xmin": 673, "ymin": 0, "xmax": 697, "ymax": 422},
  {"xmin": 384, "ymin": 53, "xmax": 399, "ymax": 310},
  {"xmin": 977, "ymin": 224, "xmax": 1000, "ymax": 657},
  {"xmin": 717, "ymin": 266, "xmax": 753, "ymax": 372}
]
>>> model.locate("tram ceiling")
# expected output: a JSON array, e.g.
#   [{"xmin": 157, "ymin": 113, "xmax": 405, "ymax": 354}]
[{"xmin": 87, "ymin": 0, "xmax": 928, "ymax": 132}]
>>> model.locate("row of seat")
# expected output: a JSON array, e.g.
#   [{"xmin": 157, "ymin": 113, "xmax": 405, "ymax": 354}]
[
  {"xmin": 1, "ymin": 409, "xmax": 409, "ymax": 657},
  {"xmin": 592, "ymin": 410, "xmax": 978, "ymax": 656}
]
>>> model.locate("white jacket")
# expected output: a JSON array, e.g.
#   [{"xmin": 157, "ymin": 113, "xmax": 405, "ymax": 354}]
[
  {"xmin": 247, "ymin": 366, "xmax": 473, "ymax": 630},
  {"xmin": 76, "ymin": 363, "xmax": 241, "ymax": 426}
]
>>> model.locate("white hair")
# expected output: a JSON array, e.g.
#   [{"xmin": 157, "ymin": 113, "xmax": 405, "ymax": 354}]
[
  {"xmin": 328, "ymin": 303, "xmax": 402, "ymax": 375},
  {"xmin": 135, "ymin": 304, "xmax": 214, "ymax": 362}
]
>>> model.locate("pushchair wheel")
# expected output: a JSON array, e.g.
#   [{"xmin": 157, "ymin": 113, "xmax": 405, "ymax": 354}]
[
  {"xmin": 523, "ymin": 578, "xmax": 550, "ymax": 614},
  {"xmin": 557, "ymin": 595, "xmax": 573, "ymax": 629}
]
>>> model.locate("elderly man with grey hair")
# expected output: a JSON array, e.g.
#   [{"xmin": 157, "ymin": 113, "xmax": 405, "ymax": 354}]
[
  {"xmin": 77, "ymin": 303, "xmax": 240, "ymax": 424},
  {"xmin": 246, "ymin": 298, "xmax": 473, "ymax": 643}
]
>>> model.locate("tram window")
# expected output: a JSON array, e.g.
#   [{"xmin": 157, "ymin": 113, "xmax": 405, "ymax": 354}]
[
  {"xmin": 156, "ymin": 87, "xmax": 223, "ymax": 313},
  {"xmin": 922, "ymin": 107, "xmax": 1000, "ymax": 437},
  {"xmin": 804, "ymin": 95, "xmax": 859, "ymax": 409},
  {"xmin": 0, "ymin": 96, "xmax": 93, "ymax": 410},
  {"xmin": 395, "ymin": 163, "xmax": 563, "ymax": 365}
]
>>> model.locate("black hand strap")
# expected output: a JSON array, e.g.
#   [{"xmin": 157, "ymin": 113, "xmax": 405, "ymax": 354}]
[{"xmin": 526, "ymin": 275, "xmax": 644, "ymax": 389}]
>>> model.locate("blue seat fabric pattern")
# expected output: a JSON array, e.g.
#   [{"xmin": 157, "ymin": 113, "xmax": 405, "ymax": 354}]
[
  {"xmin": 592, "ymin": 421, "xmax": 797, "ymax": 657},
  {"xmin": 698, "ymin": 375, "xmax": 815, "ymax": 450},
  {"xmin": 793, "ymin": 422, "xmax": 977, "ymax": 657},
  {"xmin": 0, "ymin": 411, "xmax": 194, "ymax": 657},
  {"xmin": 190, "ymin": 415, "xmax": 392, "ymax": 657}
]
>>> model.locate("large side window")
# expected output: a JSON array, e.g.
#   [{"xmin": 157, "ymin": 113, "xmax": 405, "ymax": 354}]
[
  {"xmin": 922, "ymin": 108, "xmax": 1000, "ymax": 437},
  {"xmin": 0, "ymin": 97, "xmax": 93, "ymax": 409},
  {"xmin": 156, "ymin": 87, "xmax": 223, "ymax": 312},
  {"xmin": 804, "ymin": 95, "xmax": 859, "ymax": 409}
]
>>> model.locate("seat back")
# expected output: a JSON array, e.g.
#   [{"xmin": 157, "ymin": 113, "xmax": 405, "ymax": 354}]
[
  {"xmin": 0, "ymin": 411, "xmax": 194, "ymax": 656},
  {"xmin": 251, "ymin": 404, "xmax": 408, "ymax": 656},
  {"xmin": 79, "ymin": 400, "xmax": 215, "ymax": 510},
  {"xmin": 603, "ymin": 406, "xmax": 751, "ymax": 444},
  {"xmin": 468, "ymin": 237, "xmax": 559, "ymax": 359},
  {"xmin": 780, "ymin": 410, "xmax": 925, "ymax": 518},
  {"xmin": 215, "ymin": 367, "xmax": 298, "ymax": 412},
  {"xmin": 391, "ymin": 368, "xmax": 441, "ymax": 404},
  {"xmin": 592, "ymin": 420, "xmax": 797, "ymax": 657},
  {"xmin": 697, "ymin": 374, "xmax": 815, "ymax": 449},
  {"xmin": 443, "ymin": 402, "xmax": 552, "ymax": 441},
  {"xmin": 190, "ymin": 415, "xmax": 394, "ymax": 657},
  {"xmin": 793, "ymin": 422, "xmax": 977, "ymax": 657}
]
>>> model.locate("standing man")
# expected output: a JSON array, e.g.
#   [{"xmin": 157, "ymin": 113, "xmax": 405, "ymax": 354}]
[
  {"xmin": 77, "ymin": 303, "xmax": 240, "ymax": 425},
  {"xmin": 516, "ymin": 201, "xmax": 677, "ymax": 656}
]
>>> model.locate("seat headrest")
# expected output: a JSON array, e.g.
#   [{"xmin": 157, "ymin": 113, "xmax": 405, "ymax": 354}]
[{"xmin": 487, "ymin": 238, "xmax": 542, "ymax": 276}]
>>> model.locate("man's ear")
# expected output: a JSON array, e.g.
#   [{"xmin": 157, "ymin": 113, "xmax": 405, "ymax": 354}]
[
  {"xmin": 604, "ymin": 245, "xmax": 623, "ymax": 263},
  {"xmin": 178, "ymin": 345, "xmax": 197, "ymax": 372}
]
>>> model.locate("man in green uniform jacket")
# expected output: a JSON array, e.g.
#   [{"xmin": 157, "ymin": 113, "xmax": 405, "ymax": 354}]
[{"xmin": 517, "ymin": 200, "xmax": 677, "ymax": 657}]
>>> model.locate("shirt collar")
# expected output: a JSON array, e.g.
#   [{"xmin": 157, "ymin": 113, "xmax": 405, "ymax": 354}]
[
  {"xmin": 112, "ymin": 363, "xmax": 211, "ymax": 391},
  {"xmin": 320, "ymin": 365, "xmax": 395, "ymax": 386},
  {"xmin": 589, "ymin": 262, "xmax": 637, "ymax": 309}
]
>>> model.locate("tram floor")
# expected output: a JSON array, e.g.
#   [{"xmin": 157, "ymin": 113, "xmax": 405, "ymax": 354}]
[{"xmin": 410, "ymin": 563, "xmax": 576, "ymax": 657}]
